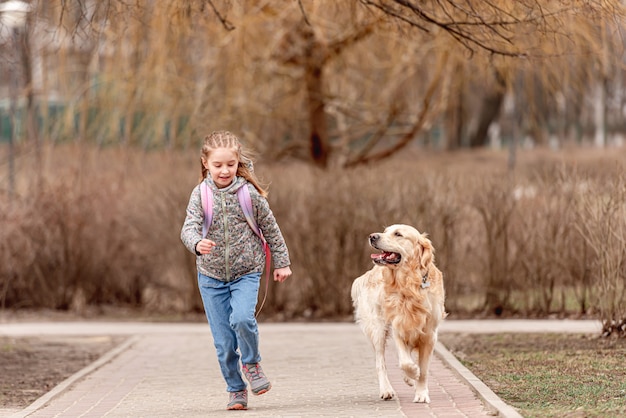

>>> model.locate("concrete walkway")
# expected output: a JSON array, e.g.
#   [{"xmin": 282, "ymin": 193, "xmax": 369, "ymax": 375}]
[{"xmin": 0, "ymin": 320, "xmax": 602, "ymax": 418}]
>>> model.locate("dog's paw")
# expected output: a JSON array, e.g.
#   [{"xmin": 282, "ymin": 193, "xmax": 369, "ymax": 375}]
[
  {"xmin": 399, "ymin": 362, "xmax": 419, "ymax": 381},
  {"xmin": 380, "ymin": 389, "xmax": 395, "ymax": 400},
  {"xmin": 413, "ymin": 390, "xmax": 430, "ymax": 403},
  {"xmin": 403, "ymin": 375, "xmax": 415, "ymax": 387}
]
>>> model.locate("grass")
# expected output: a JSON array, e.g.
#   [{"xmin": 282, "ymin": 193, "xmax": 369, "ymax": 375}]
[{"xmin": 439, "ymin": 333, "xmax": 626, "ymax": 418}]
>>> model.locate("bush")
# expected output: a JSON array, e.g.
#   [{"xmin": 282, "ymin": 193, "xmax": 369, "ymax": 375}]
[{"xmin": 1, "ymin": 144, "xmax": 624, "ymax": 327}]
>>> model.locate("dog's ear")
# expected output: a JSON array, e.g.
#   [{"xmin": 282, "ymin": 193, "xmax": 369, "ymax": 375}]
[{"xmin": 418, "ymin": 234, "xmax": 434, "ymax": 270}]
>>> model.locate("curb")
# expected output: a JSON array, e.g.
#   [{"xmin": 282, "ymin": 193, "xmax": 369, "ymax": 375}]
[
  {"xmin": 10, "ymin": 336, "xmax": 138, "ymax": 418},
  {"xmin": 435, "ymin": 342, "xmax": 524, "ymax": 418}
]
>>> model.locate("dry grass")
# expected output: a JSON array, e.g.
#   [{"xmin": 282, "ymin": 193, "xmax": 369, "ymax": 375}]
[
  {"xmin": 1, "ymin": 143, "xmax": 625, "ymax": 332},
  {"xmin": 440, "ymin": 333, "xmax": 626, "ymax": 417}
]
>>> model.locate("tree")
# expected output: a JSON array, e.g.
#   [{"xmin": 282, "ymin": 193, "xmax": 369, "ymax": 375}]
[
  {"xmin": 274, "ymin": 16, "xmax": 375, "ymax": 167},
  {"xmin": 271, "ymin": 1, "xmax": 457, "ymax": 166},
  {"xmin": 358, "ymin": 1, "xmax": 626, "ymax": 152},
  {"xmin": 10, "ymin": 0, "xmax": 626, "ymax": 163}
]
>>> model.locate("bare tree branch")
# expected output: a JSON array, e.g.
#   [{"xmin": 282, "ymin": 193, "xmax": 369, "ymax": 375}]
[
  {"xmin": 342, "ymin": 105, "xmax": 401, "ymax": 165},
  {"xmin": 358, "ymin": 0, "xmax": 593, "ymax": 57},
  {"xmin": 344, "ymin": 52, "xmax": 450, "ymax": 167},
  {"xmin": 358, "ymin": 0, "xmax": 431, "ymax": 32},
  {"xmin": 205, "ymin": 0, "xmax": 235, "ymax": 31},
  {"xmin": 297, "ymin": 0, "xmax": 312, "ymax": 26}
]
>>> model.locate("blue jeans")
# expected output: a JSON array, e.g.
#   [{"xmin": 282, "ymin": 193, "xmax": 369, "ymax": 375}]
[{"xmin": 198, "ymin": 272, "xmax": 262, "ymax": 392}]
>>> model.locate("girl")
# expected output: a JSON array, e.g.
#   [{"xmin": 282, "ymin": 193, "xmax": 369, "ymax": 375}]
[{"xmin": 180, "ymin": 131, "xmax": 292, "ymax": 411}]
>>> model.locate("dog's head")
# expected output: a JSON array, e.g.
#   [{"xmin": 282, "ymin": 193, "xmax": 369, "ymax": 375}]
[{"xmin": 369, "ymin": 224, "xmax": 434, "ymax": 271}]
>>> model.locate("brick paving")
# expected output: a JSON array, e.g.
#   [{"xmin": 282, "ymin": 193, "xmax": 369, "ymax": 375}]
[
  {"xmin": 386, "ymin": 346, "xmax": 492, "ymax": 417},
  {"xmin": 0, "ymin": 320, "xmax": 602, "ymax": 418}
]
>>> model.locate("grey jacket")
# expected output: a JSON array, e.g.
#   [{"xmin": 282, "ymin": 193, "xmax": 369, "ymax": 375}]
[{"xmin": 180, "ymin": 176, "xmax": 291, "ymax": 282}]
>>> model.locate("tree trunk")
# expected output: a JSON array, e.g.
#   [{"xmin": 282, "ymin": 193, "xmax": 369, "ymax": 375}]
[
  {"xmin": 469, "ymin": 91, "xmax": 504, "ymax": 148},
  {"xmin": 305, "ymin": 65, "xmax": 329, "ymax": 168},
  {"xmin": 445, "ymin": 91, "xmax": 465, "ymax": 150},
  {"xmin": 593, "ymin": 77, "xmax": 607, "ymax": 147},
  {"xmin": 469, "ymin": 70, "xmax": 506, "ymax": 148}
]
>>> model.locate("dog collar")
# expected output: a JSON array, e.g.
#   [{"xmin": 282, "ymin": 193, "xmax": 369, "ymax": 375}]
[{"xmin": 421, "ymin": 273, "xmax": 430, "ymax": 289}]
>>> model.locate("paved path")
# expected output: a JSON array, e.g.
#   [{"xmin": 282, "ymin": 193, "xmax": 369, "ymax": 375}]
[{"xmin": 0, "ymin": 320, "xmax": 602, "ymax": 418}]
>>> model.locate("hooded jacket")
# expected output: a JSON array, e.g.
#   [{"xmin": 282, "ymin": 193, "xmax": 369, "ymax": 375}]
[{"xmin": 180, "ymin": 176, "xmax": 290, "ymax": 282}]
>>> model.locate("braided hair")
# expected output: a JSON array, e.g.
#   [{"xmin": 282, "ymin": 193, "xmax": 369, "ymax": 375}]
[{"xmin": 200, "ymin": 131, "xmax": 268, "ymax": 197}]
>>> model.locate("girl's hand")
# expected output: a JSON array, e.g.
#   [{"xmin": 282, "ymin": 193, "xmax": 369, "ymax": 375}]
[
  {"xmin": 273, "ymin": 266, "xmax": 292, "ymax": 283},
  {"xmin": 196, "ymin": 239, "xmax": 216, "ymax": 255}
]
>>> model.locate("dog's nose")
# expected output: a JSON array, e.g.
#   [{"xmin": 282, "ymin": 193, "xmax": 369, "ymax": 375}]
[{"xmin": 369, "ymin": 233, "xmax": 380, "ymax": 244}]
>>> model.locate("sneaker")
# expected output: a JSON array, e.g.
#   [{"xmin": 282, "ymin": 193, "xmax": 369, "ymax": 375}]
[
  {"xmin": 227, "ymin": 389, "xmax": 248, "ymax": 410},
  {"xmin": 242, "ymin": 363, "xmax": 272, "ymax": 395}
]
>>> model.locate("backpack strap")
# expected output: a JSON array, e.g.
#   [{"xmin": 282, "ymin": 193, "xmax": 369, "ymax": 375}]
[
  {"xmin": 237, "ymin": 185, "xmax": 272, "ymax": 317},
  {"xmin": 200, "ymin": 181, "xmax": 213, "ymax": 238},
  {"xmin": 237, "ymin": 186, "xmax": 265, "ymax": 243}
]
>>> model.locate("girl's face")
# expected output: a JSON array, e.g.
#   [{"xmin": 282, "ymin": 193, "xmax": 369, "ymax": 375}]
[{"xmin": 204, "ymin": 147, "xmax": 239, "ymax": 188}]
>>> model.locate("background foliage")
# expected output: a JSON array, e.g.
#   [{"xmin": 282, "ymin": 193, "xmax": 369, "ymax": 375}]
[
  {"xmin": 1, "ymin": 145, "xmax": 624, "ymax": 336},
  {"xmin": 1, "ymin": 1, "xmax": 625, "ymax": 336},
  {"xmin": 2, "ymin": 1, "xmax": 626, "ymax": 163}
]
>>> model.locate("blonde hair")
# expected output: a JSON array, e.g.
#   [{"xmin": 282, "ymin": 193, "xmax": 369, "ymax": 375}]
[{"xmin": 200, "ymin": 130, "xmax": 268, "ymax": 197}]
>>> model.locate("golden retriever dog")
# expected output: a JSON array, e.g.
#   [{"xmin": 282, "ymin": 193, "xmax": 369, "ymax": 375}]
[{"xmin": 351, "ymin": 224, "xmax": 446, "ymax": 403}]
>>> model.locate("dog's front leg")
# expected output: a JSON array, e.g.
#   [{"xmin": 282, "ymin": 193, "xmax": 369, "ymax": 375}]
[
  {"xmin": 393, "ymin": 333, "xmax": 419, "ymax": 388},
  {"xmin": 369, "ymin": 326, "xmax": 395, "ymax": 400},
  {"xmin": 413, "ymin": 336, "xmax": 436, "ymax": 403}
]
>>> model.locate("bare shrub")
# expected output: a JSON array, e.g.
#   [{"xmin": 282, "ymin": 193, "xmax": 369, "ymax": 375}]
[
  {"xmin": 265, "ymin": 157, "xmax": 471, "ymax": 319},
  {"xmin": 121, "ymin": 151, "xmax": 202, "ymax": 313},
  {"xmin": 548, "ymin": 170, "xmax": 595, "ymax": 316},
  {"xmin": 573, "ymin": 171, "xmax": 626, "ymax": 337},
  {"xmin": 2, "ymin": 145, "xmax": 626, "ymax": 326},
  {"xmin": 0, "ymin": 144, "xmax": 190, "ymax": 312},
  {"xmin": 0, "ymin": 169, "xmax": 149, "ymax": 310},
  {"xmin": 470, "ymin": 173, "xmax": 521, "ymax": 314},
  {"xmin": 511, "ymin": 168, "xmax": 584, "ymax": 316},
  {"xmin": 267, "ymin": 164, "xmax": 388, "ymax": 318}
]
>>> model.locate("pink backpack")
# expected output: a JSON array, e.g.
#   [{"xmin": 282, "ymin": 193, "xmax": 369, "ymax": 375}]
[{"xmin": 200, "ymin": 182, "xmax": 271, "ymax": 314}]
